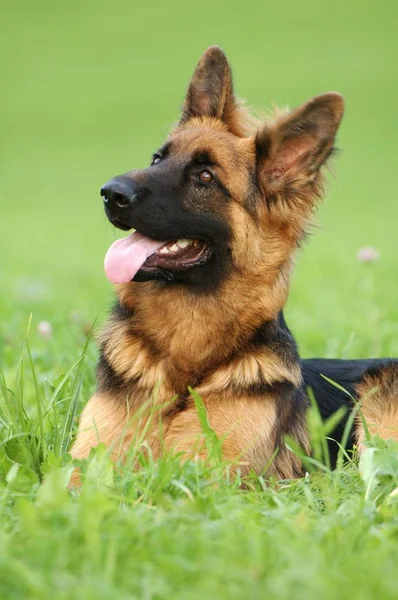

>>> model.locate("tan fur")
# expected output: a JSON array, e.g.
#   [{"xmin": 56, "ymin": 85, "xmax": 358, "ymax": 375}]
[
  {"xmin": 71, "ymin": 386, "xmax": 306, "ymax": 483},
  {"xmin": 70, "ymin": 390, "xmax": 169, "ymax": 487},
  {"xmin": 70, "ymin": 392, "xmax": 133, "ymax": 487},
  {"xmin": 355, "ymin": 364, "xmax": 398, "ymax": 450},
  {"xmin": 164, "ymin": 395, "xmax": 277, "ymax": 474},
  {"xmin": 196, "ymin": 349, "xmax": 301, "ymax": 395}
]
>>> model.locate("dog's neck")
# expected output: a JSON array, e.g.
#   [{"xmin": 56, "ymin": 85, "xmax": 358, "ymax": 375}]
[{"xmin": 106, "ymin": 266, "xmax": 299, "ymax": 382}]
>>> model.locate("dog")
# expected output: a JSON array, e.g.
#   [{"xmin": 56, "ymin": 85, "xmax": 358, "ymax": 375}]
[{"xmin": 70, "ymin": 46, "xmax": 398, "ymax": 484}]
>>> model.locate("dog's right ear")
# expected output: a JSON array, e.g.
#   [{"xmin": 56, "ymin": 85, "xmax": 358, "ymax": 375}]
[{"xmin": 180, "ymin": 46, "xmax": 243, "ymax": 134}]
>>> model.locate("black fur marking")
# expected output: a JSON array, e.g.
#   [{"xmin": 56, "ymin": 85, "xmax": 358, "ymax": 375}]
[
  {"xmin": 112, "ymin": 300, "xmax": 134, "ymax": 321},
  {"xmin": 191, "ymin": 150, "xmax": 218, "ymax": 167},
  {"xmin": 243, "ymin": 169, "xmax": 261, "ymax": 216},
  {"xmin": 134, "ymin": 268, "xmax": 176, "ymax": 283},
  {"xmin": 265, "ymin": 194, "xmax": 278, "ymax": 211},
  {"xmin": 272, "ymin": 385, "xmax": 308, "ymax": 478},
  {"xmin": 213, "ymin": 177, "xmax": 232, "ymax": 199},
  {"xmin": 361, "ymin": 359, "xmax": 398, "ymax": 380},
  {"xmin": 250, "ymin": 313, "xmax": 301, "ymax": 368},
  {"xmin": 244, "ymin": 315, "xmax": 308, "ymax": 470},
  {"xmin": 104, "ymin": 155, "xmax": 233, "ymax": 292},
  {"xmin": 162, "ymin": 395, "xmax": 190, "ymax": 419},
  {"xmin": 151, "ymin": 142, "xmax": 172, "ymax": 165},
  {"xmin": 242, "ymin": 379, "xmax": 296, "ymax": 398},
  {"xmin": 96, "ymin": 351, "xmax": 126, "ymax": 393},
  {"xmin": 255, "ymin": 129, "xmax": 272, "ymax": 160},
  {"xmin": 111, "ymin": 299, "xmax": 163, "ymax": 357},
  {"xmin": 300, "ymin": 358, "xmax": 397, "ymax": 466}
]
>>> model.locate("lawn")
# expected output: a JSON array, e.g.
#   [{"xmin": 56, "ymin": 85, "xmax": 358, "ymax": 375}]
[{"xmin": 1, "ymin": 1, "xmax": 398, "ymax": 598}]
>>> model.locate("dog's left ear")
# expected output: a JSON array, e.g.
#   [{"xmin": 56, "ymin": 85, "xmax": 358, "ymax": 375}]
[
  {"xmin": 256, "ymin": 93, "xmax": 344, "ymax": 213},
  {"xmin": 180, "ymin": 46, "xmax": 242, "ymax": 134}
]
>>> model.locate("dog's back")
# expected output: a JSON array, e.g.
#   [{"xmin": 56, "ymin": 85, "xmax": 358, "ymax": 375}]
[{"xmin": 302, "ymin": 359, "xmax": 398, "ymax": 465}]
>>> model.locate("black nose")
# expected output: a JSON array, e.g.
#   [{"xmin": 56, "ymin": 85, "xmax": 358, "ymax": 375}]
[{"xmin": 100, "ymin": 177, "xmax": 137, "ymax": 210}]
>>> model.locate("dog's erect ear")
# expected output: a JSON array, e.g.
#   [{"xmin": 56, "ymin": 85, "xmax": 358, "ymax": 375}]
[
  {"xmin": 256, "ymin": 93, "xmax": 344, "ymax": 214},
  {"xmin": 180, "ymin": 46, "xmax": 241, "ymax": 133}
]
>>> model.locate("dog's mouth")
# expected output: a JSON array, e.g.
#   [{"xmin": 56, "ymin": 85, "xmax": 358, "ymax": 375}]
[{"xmin": 104, "ymin": 231, "xmax": 213, "ymax": 284}]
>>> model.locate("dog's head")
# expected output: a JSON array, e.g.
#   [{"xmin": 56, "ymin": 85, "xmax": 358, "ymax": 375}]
[{"xmin": 102, "ymin": 47, "xmax": 344, "ymax": 292}]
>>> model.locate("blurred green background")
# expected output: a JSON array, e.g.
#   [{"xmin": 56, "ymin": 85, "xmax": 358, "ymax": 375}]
[{"xmin": 1, "ymin": 0, "xmax": 397, "ymax": 359}]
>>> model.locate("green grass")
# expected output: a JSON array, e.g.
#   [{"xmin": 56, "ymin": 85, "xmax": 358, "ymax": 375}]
[{"xmin": 1, "ymin": 0, "xmax": 398, "ymax": 597}]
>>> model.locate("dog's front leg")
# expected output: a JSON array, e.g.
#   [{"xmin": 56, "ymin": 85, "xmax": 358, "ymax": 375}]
[{"xmin": 69, "ymin": 392, "xmax": 133, "ymax": 488}]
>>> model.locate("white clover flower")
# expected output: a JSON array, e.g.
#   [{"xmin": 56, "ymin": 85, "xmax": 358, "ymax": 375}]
[
  {"xmin": 356, "ymin": 247, "xmax": 380, "ymax": 263},
  {"xmin": 37, "ymin": 320, "xmax": 52, "ymax": 339}
]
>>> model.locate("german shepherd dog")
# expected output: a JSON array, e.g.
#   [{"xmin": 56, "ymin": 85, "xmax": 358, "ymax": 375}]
[{"xmin": 70, "ymin": 47, "xmax": 398, "ymax": 484}]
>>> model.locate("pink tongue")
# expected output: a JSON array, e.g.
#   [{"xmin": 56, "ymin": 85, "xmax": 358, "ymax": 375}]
[{"xmin": 104, "ymin": 231, "xmax": 164, "ymax": 284}]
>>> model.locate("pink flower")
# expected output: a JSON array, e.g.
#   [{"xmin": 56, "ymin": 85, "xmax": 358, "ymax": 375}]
[
  {"xmin": 37, "ymin": 320, "xmax": 52, "ymax": 339},
  {"xmin": 356, "ymin": 247, "xmax": 380, "ymax": 263}
]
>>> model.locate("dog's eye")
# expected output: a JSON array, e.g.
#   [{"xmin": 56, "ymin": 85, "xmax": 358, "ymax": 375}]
[
  {"xmin": 198, "ymin": 170, "xmax": 213, "ymax": 183},
  {"xmin": 152, "ymin": 155, "xmax": 162, "ymax": 166}
]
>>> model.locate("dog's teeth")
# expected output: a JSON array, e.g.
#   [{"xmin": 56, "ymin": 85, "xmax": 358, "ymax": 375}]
[
  {"xmin": 177, "ymin": 239, "xmax": 191, "ymax": 249},
  {"xmin": 160, "ymin": 241, "xmax": 191, "ymax": 254}
]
